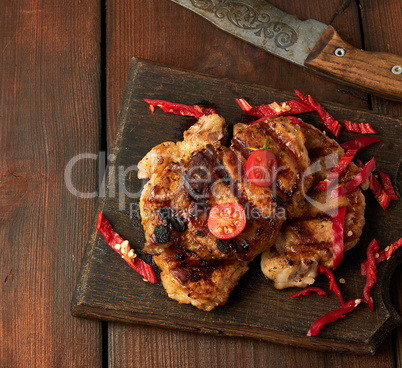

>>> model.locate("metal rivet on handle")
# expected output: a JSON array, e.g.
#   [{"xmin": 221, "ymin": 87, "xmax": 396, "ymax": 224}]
[
  {"xmin": 391, "ymin": 65, "xmax": 402, "ymax": 75},
  {"xmin": 334, "ymin": 48, "xmax": 346, "ymax": 57}
]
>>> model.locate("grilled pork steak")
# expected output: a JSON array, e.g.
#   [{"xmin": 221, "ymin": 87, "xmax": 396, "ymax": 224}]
[
  {"xmin": 138, "ymin": 114, "xmax": 312, "ymax": 311},
  {"xmin": 261, "ymin": 121, "xmax": 366, "ymax": 289}
]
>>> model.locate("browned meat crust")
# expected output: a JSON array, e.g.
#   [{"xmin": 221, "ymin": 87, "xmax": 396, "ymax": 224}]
[
  {"xmin": 261, "ymin": 122, "xmax": 366, "ymax": 289},
  {"xmin": 154, "ymin": 245, "xmax": 249, "ymax": 311},
  {"xmin": 138, "ymin": 114, "xmax": 312, "ymax": 310}
]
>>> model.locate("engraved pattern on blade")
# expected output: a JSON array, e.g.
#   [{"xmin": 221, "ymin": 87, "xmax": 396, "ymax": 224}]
[{"xmin": 191, "ymin": 0, "xmax": 297, "ymax": 50}]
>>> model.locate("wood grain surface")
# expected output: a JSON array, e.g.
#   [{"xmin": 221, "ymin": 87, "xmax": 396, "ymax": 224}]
[
  {"xmin": 0, "ymin": 0, "xmax": 102, "ymax": 367},
  {"xmin": 360, "ymin": 0, "xmax": 402, "ymax": 363},
  {"xmin": 1, "ymin": 0, "xmax": 402, "ymax": 366},
  {"xmin": 104, "ymin": 1, "xmax": 401, "ymax": 367}
]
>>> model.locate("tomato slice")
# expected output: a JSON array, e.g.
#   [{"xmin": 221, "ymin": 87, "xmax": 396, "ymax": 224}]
[
  {"xmin": 246, "ymin": 149, "xmax": 278, "ymax": 187},
  {"xmin": 207, "ymin": 203, "xmax": 246, "ymax": 239}
]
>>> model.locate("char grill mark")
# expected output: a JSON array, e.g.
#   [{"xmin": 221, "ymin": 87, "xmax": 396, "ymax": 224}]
[
  {"xmin": 231, "ymin": 137, "xmax": 253, "ymax": 159},
  {"xmin": 183, "ymin": 144, "xmax": 232, "ymax": 203},
  {"xmin": 158, "ymin": 207, "xmax": 187, "ymax": 233},
  {"xmin": 196, "ymin": 230, "xmax": 206, "ymax": 237},
  {"xmin": 216, "ymin": 238, "xmax": 250, "ymax": 255},
  {"xmin": 260, "ymin": 119, "xmax": 301, "ymax": 160},
  {"xmin": 223, "ymin": 147, "xmax": 261, "ymax": 212},
  {"xmin": 154, "ymin": 225, "xmax": 170, "ymax": 243},
  {"xmin": 171, "ymin": 262, "xmax": 216, "ymax": 285},
  {"xmin": 167, "ymin": 248, "xmax": 235, "ymax": 285},
  {"xmin": 216, "ymin": 239, "xmax": 231, "ymax": 254},
  {"xmin": 232, "ymin": 238, "xmax": 250, "ymax": 253},
  {"xmin": 171, "ymin": 216, "xmax": 187, "ymax": 232}
]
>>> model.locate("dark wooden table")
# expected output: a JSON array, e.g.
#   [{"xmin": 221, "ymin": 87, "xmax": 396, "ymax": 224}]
[{"xmin": 1, "ymin": 0, "xmax": 401, "ymax": 366}]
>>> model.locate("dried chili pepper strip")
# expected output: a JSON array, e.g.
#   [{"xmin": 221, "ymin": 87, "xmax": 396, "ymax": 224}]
[
  {"xmin": 363, "ymin": 239, "xmax": 380, "ymax": 311},
  {"xmin": 370, "ymin": 174, "xmax": 391, "ymax": 210},
  {"xmin": 294, "ymin": 89, "xmax": 309, "ymax": 105},
  {"xmin": 361, "ymin": 237, "xmax": 402, "ymax": 275},
  {"xmin": 290, "ymin": 286, "xmax": 328, "ymax": 299},
  {"xmin": 343, "ymin": 120, "xmax": 378, "ymax": 135},
  {"xmin": 355, "ymin": 158, "xmax": 364, "ymax": 169},
  {"xmin": 285, "ymin": 116, "xmax": 302, "ymax": 125},
  {"xmin": 307, "ymin": 299, "xmax": 362, "ymax": 336},
  {"xmin": 315, "ymin": 150, "xmax": 358, "ymax": 190},
  {"xmin": 236, "ymin": 98, "xmax": 314, "ymax": 118},
  {"xmin": 340, "ymin": 136, "xmax": 382, "ymax": 151},
  {"xmin": 96, "ymin": 212, "xmax": 158, "ymax": 284},
  {"xmin": 97, "ymin": 211, "xmax": 113, "ymax": 242},
  {"xmin": 382, "ymin": 237, "xmax": 402, "ymax": 261},
  {"xmin": 248, "ymin": 116, "xmax": 269, "ymax": 126},
  {"xmin": 235, "ymin": 98, "xmax": 253, "ymax": 113},
  {"xmin": 294, "ymin": 90, "xmax": 341, "ymax": 137},
  {"xmin": 362, "ymin": 123, "xmax": 378, "ymax": 134},
  {"xmin": 307, "ymin": 94, "xmax": 341, "ymax": 138},
  {"xmin": 332, "ymin": 207, "xmax": 348, "ymax": 270},
  {"xmin": 144, "ymin": 99, "xmax": 216, "ymax": 119},
  {"xmin": 317, "ymin": 265, "xmax": 345, "ymax": 304},
  {"xmin": 330, "ymin": 158, "xmax": 376, "ymax": 199},
  {"xmin": 378, "ymin": 171, "xmax": 399, "ymax": 200},
  {"xmin": 344, "ymin": 120, "xmax": 353, "ymax": 132}
]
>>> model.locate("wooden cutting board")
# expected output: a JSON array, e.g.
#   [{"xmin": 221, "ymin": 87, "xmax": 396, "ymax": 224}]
[{"xmin": 71, "ymin": 58, "xmax": 402, "ymax": 354}]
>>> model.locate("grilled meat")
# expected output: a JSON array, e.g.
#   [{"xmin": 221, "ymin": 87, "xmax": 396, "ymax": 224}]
[
  {"xmin": 261, "ymin": 122, "xmax": 366, "ymax": 289},
  {"xmin": 154, "ymin": 245, "xmax": 249, "ymax": 311},
  {"xmin": 138, "ymin": 114, "xmax": 312, "ymax": 310},
  {"xmin": 231, "ymin": 119, "xmax": 313, "ymax": 219}
]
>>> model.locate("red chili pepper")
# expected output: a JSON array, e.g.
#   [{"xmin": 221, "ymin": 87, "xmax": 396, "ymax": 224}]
[
  {"xmin": 294, "ymin": 89, "xmax": 309, "ymax": 105},
  {"xmin": 361, "ymin": 237, "xmax": 402, "ymax": 275},
  {"xmin": 363, "ymin": 123, "xmax": 378, "ymax": 134},
  {"xmin": 332, "ymin": 207, "xmax": 347, "ymax": 270},
  {"xmin": 248, "ymin": 116, "xmax": 270, "ymax": 126},
  {"xmin": 290, "ymin": 286, "xmax": 328, "ymax": 299},
  {"xmin": 378, "ymin": 171, "xmax": 399, "ymax": 200},
  {"xmin": 363, "ymin": 239, "xmax": 380, "ymax": 311},
  {"xmin": 343, "ymin": 120, "xmax": 353, "ymax": 132},
  {"xmin": 236, "ymin": 98, "xmax": 314, "ymax": 118},
  {"xmin": 307, "ymin": 298, "xmax": 362, "ymax": 336},
  {"xmin": 97, "ymin": 211, "xmax": 113, "ymax": 242},
  {"xmin": 370, "ymin": 174, "xmax": 391, "ymax": 210},
  {"xmin": 96, "ymin": 212, "xmax": 158, "ymax": 284},
  {"xmin": 330, "ymin": 158, "xmax": 376, "ymax": 199},
  {"xmin": 144, "ymin": 99, "xmax": 216, "ymax": 119},
  {"xmin": 317, "ymin": 265, "xmax": 344, "ymax": 304},
  {"xmin": 384, "ymin": 237, "xmax": 402, "ymax": 259},
  {"xmin": 343, "ymin": 120, "xmax": 378, "ymax": 135},
  {"xmin": 294, "ymin": 90, "xmax": 341, "ymax": 137},
  {"xmin": 341, "ymin": 136, "xmax": 382, "ymax": 151},
  {"xmin": 235, "ymin": 98, "xmax": 253, "ymax": 112},
  {"xmin": 285, "ymin": 116, "xmax": 302, "ymax": 125},
  {"xmin": 355, "ymin": 158, "xmax": 364, "ymax": 169},
  {"xmin": 315, "ymin": 150, "xmax": 358, "ymax": 191}
]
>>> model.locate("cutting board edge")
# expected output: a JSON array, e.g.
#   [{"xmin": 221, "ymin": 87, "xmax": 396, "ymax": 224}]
[
  {"xmin": 129, "ymin": 57, "xmax": 402, "ymax": 124},
  {"xmin": 71, "ymin": 57, "xmax": 402, "ymax": 354},
  {"xmin": 70, "ymin": 300, "xmax": 382, "ymax": 355}
]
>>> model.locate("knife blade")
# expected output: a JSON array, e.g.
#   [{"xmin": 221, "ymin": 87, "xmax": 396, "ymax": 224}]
[{"xmin": 171, "ymin": 0, "xmax": 402, "ymax": 100}]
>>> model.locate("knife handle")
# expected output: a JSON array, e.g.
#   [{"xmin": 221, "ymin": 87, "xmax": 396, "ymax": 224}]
[{"xmin": 305, "ymin": 25, "xmax": 402, "ymax": 100}]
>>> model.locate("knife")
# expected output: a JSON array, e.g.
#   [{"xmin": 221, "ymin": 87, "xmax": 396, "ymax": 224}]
[{"xmin": 171, "ymin": 0, "xmax": 402, "ymax": 100}]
